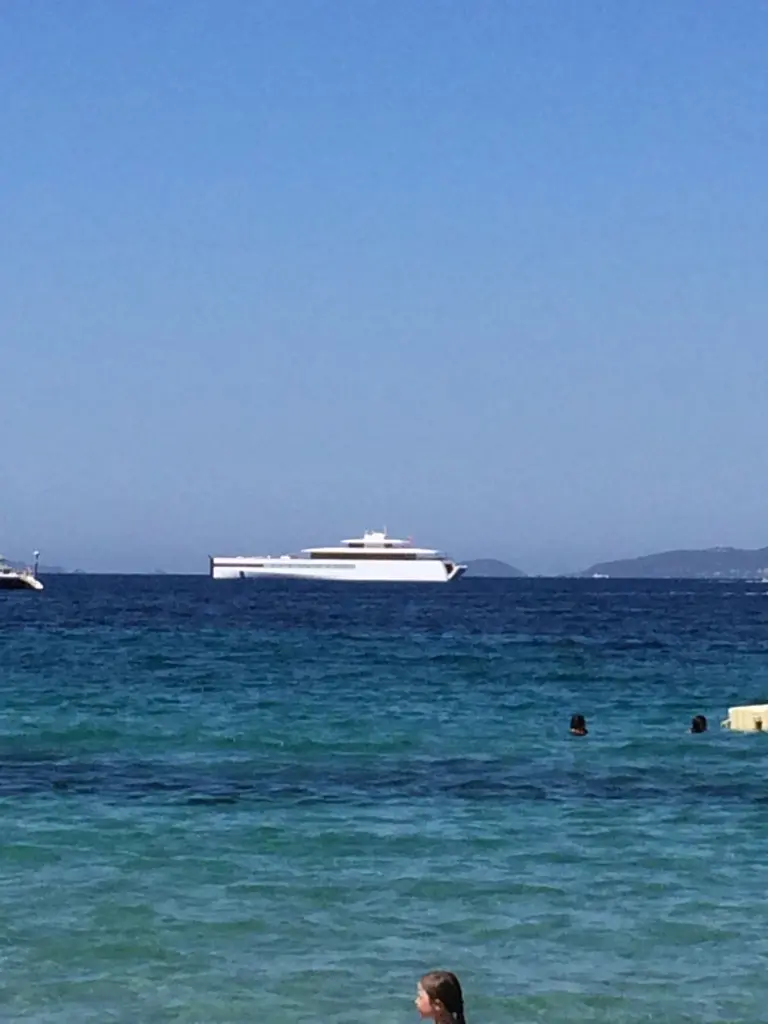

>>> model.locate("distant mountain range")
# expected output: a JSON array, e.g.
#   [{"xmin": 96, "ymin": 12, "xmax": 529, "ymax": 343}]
[
  {"xmin": 463, "ymin": 558, "xmax": 527, "ymax": 578},
  {"xmin": 580, "ymin": 546, "xmax": 768, "ymax": 579},
  {"xmin": 5, "ymin": 547, "xmax": 768, "ymax": 580}
]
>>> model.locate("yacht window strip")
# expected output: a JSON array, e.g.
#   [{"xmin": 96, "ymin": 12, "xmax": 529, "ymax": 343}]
[{"xmin": 310, "ymin": 550, "xmax": 420, "ymax": 561}]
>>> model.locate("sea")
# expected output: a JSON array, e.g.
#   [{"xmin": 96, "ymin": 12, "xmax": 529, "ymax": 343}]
[{"xmin": 2, "ymin": 576, "xmax": 768, "ymax": 1024}]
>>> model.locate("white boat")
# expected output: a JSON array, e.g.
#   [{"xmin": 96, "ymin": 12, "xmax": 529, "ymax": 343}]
[
  {"xmin": 0, "ymin": 551, "xmax": 44, "ymax": 591},
  {"xmin": 210, "ymin": 530, "xmax": 466, "ymax": 583}
]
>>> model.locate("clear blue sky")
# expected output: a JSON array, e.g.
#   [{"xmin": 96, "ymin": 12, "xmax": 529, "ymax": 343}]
[{"xmin": 2, "ymin": 1, "xmax": 767, "ymax": 573}]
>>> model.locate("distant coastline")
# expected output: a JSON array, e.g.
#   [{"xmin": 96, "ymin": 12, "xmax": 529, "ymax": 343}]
[
  {"xmin": 468, "ymin": 545, "xmax": 768, "ymax": 579},
  {"xmin": 463, "ymin": 558, "xmax": 527, "ymax": 578},
  {"xmin": 3, "ymin": 559, "xmax": 69, "ymax": 574},
  {"xmin": 577, "ymin": 545, "xmax": 768, "ymax": 580},
  {"xmin": 8, "ymin": 544, "xmax": 768, "ymax": 579}
]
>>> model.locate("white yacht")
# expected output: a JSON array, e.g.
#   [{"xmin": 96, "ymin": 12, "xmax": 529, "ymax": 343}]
[
  {"xmin": 0, "ymin": 552, "xmax": 44, "ymax": 591},
  {"xmin": 210, "ymin": 531, "xmax": 466, "ymax": 583}
]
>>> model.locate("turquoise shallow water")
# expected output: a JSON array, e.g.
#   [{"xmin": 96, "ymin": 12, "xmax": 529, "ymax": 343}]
[{"xmin": 2, "ymin": 576, "xmax": 768, "ymax": 1023}]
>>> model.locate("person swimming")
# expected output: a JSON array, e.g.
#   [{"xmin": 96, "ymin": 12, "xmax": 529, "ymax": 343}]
[
  {"xmin": 569, "ymin": 713, "xmax": 588, "ymax": 736},
  {"xmin": 690, "ymin": 714, "xmax": 708, "ymax": 733},
  {"xmin": 415, "ymin": 971, "xmax": 466, "ymax": 1024}
]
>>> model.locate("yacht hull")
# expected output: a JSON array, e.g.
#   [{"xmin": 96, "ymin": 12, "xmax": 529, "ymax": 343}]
[
  {"xmin": 210, "ymin": 557, "xmax": 465, "ymax": 583},
  {"xmin": 0, "ymin": 573, "xmax": 44, "ymax": 591}
]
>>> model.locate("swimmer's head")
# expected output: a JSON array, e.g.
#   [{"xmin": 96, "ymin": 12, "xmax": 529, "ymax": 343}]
[
  {"xmin": 569, "ymin": 714, "xmax": 588, "ymax": 736},
  {"xmin": 416, "ymin": 971, "xmax": 465, "ymax": 1024}
]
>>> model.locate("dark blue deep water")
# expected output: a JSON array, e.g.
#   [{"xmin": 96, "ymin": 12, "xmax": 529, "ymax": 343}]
[{"xmin": 2, "ymin": 576, "xmax": 768, "ymax": 1023}]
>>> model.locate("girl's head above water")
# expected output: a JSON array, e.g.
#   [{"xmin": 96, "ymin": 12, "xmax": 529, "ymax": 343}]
[{"xmin": 415, "ymin": 971, "xmax": 466, "ymax": 1024}]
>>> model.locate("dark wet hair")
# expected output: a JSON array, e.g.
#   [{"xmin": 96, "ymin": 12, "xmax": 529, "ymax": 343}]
[
  {"xmin": 420, "ymin": 971, "xmax": 466, "ymax": 1024},
  {"xmin": 570, "ymin": 714, "xmax": 587, "ymax": 734},
  {"xmin": 690, "ymin": 714, "xmax": 708, "ymax": 733}
]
